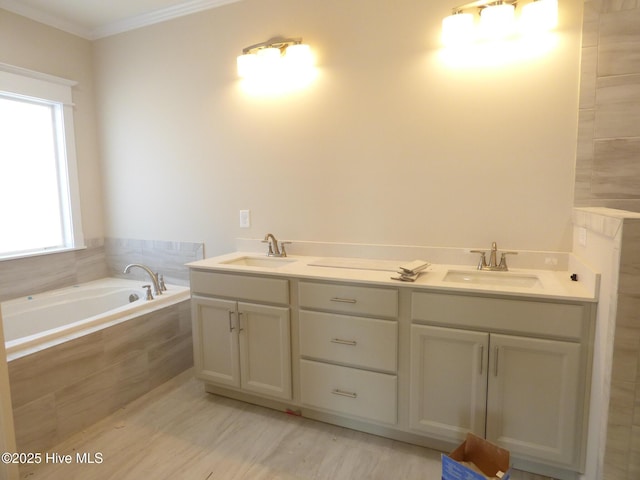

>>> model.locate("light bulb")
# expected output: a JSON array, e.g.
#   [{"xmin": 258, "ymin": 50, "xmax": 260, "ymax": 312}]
[
  {"xmin": 237, "ymin": 53, "xmax": 257, "ymax": 78},
  {"xmin": 284, "ymin": 44, "xmax": 314, "ymax": 68},
  {"xmin": 441, "ymin": 12, "xmax": 475, "ymax": 47},
  {"xmin": 480, "ymin": 3, "xmax": 515, "ymax": 39},
  {"xmin": 521, "ymin": 0, "xmax": 558, "ymax": 32}
]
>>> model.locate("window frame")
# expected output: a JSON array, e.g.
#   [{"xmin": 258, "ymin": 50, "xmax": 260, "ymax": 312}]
[{"xmin": 0, "ymin": 62, "xmax": 85, "ymax": 260}]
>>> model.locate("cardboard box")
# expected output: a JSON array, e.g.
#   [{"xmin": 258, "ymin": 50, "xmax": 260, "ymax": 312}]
[{"xmin": 442, "ymin": 433, "xmax": 511, "ymax": 480}]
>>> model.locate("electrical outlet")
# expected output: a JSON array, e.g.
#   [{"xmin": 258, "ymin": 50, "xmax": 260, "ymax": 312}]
[
  {"xmin": 239, "ymin": 209, "xmax": 251, "ymax": 228},
  {"xmin": 578, "ymin": 227, "xmax": 587, "ymax": 247}
]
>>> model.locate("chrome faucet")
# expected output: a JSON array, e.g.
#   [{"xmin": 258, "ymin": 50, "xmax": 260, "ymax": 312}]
[
  {"xmin": 262, "ymin": 233, "xmax": 291, "ymax": 257},
  {"xmin": 123, "ymin": 263, "xmax": 163, "ymax": 295},
  {"xmin": 470, "ymin": 242, "xmax": 517, "ymax": 271}
]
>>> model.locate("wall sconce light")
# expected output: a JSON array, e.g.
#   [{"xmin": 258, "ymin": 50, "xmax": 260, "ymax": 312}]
[
  {"xmin": 236, "ymin": 37, "xmax": 314, "ymax": 80},
  {"xmin": 441, "ymin": 0, "xmax": 558, "ymax": 47}
]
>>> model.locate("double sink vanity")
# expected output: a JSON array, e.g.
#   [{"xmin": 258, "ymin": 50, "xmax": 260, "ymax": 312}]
[{"xmin": 187, "ymin": 244, "xmax": 597, "ymax": 480}]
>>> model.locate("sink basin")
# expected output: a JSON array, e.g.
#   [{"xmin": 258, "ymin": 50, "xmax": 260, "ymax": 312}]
[
  {"xmin": 221, "ymin": 256, "xmax": 297, "ymax": 268},
  {"xmin": 443, "ymin": 270, "xmax": 541, "ymax": 288}
]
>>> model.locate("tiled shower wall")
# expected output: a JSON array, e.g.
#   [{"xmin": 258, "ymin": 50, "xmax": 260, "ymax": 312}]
[
  {"xmin": 606, "ymin": 219, "xmax": 640, "ymax": 480},
  {"xmin": 575, "ymin": 1, "xmax": 640, "ymax": 479},
  {"xmin": 575, "ymin": 0, "xmax": 640, "ymax": 211}
]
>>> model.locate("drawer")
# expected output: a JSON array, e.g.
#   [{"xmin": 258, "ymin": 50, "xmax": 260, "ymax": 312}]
[
  {"xmin": 411, "ymin": 292, "xmax": 587, "ymax": 341},
  {"xmin": 190, "ymin": 270, "xmax": 289, "ymax": 305},
  {"xmin": 300, "ymin": 359, "xmax": 397, "ymax": 425},
  {"xmin": 299, "ymin": 311, "xmax": 397, "ymax": 372},
  {"xmin": 299, "ymin": 282, "xmax": 398, "ymax": 318}
]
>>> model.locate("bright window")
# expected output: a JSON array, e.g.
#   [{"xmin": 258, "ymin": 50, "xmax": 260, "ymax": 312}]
[{"xmin": 0, "ymin": 64, "xmax": 84, "ymax": 259}]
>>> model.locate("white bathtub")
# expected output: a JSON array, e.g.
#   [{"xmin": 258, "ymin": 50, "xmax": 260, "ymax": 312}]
[{"xmin": 1, "ymin": 277, "xmax": 190, "ymax": 357}]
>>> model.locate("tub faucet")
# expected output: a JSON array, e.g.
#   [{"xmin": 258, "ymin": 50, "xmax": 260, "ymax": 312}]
[
  {"xmin": 123, "ymin": 263, "xmax": 163, "ymax": 295},
  {"xmin": 470, "ymin": 242, "xmax": 517, "ymax": 271},
  {"xmin": 262, "ymin": 233, "xmax": 290, "ymax": 257}
]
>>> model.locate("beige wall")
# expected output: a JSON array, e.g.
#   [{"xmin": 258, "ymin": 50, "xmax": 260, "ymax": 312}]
[
  {"xmin": 0, "ymin": 9, "xmax": 104, "ymax": 242},
  {"xmin": 93, "ymin": 0, "xmax": 585, "ymax": 256}
]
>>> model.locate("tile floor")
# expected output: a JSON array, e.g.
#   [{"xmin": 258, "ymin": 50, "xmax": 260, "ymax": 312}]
[{"xmin": 20, "ymin": 369, "xmax": 554, "ymax": 479}]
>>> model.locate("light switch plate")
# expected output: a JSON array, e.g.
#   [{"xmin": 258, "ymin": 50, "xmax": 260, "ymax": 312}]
[{"xmin": 239, "ymin": 209, "xmax": 251, "ymax": 228}]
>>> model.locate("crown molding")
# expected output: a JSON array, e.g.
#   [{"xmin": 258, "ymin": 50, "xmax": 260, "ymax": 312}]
[
  {"xmin": 0, "ymin": 0, "xmax": 242, "ymax": 40},
  {"xmin": 0, "ymin": 0, "xmax": 92, "ymax": 38},
  {"xmin": 89, "ymin": 0, "xmax": 242, "ymax": 40}
]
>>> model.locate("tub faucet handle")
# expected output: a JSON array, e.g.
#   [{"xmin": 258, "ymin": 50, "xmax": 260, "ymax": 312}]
[
  {"xmin": 142, "ymin": 285, "xmax": 154, "ymax": 301},
  {"xmin": 158, "ymin": 273, "xmax": 167, "ymax": 291}
]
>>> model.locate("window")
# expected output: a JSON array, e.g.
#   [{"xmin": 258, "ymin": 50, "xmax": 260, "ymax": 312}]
[{"xmin": 0, "ymin": 63, "xmax": 84, "ymax": 259}]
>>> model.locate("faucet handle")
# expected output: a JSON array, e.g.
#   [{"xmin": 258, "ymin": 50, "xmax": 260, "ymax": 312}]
[
  {"xmin": 142, "ymin": 285, "xmax": 154, "ymax": 301},
  {"xmin": 280, "ymin": 241, "xmax": 292, "ymax": 257},
  {"xmin": 261, "ymin": 239, "xmax": 275, "ymax": 255},
  {"xmin": 470, "ymin": 250, "xmax": 488, "ymax": 270},
  {"xmin": 498, "ymin": 251, "xmax": 518, "ymax": 270}
]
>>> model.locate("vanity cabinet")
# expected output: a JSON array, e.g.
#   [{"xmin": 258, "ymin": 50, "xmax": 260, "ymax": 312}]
[
  {"xmin": 298, "ymin": 281, "xmax": 399, "ymax": 425},
  {"xmin": 190, "ymin": 270, "xmax": 292, "ymax": 400},
  {"xmin": 187, "ymin": 258, "xmax": 596, "ymax": 479},
  {"xmin": 410, "ymin": 325, "xmax": 489, "ymax": 440},
  {"xmin": 410, "ymin": 291, "xmax": 591, "ymax": 470}
]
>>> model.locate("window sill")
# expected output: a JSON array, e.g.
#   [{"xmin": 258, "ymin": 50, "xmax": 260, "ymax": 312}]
[{"xmin": 0, "ymin": 245, "xmax": 87, "ymax": 262}]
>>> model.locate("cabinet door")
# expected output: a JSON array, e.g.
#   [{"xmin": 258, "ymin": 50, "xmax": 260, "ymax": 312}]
[
  {"xmin": 410, "ymin": 324, "xmax": 489, "ymax": 442},
  {"xmin": 191, "ymin": 296, "xmax": 240, "ymax": 387},
  {"xmin": 238, "ymin": 302, "xmax": 292, "ymax": 400},
  {"xmin": 486, "ymin": 334, "xmax": 581, "ymax": 467}
]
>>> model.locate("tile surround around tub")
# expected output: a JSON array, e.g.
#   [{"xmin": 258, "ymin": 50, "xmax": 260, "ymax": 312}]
[
  {"xmin": 105, "ymin": 237, "xmax": 204, "ymax": 286},
  {"xmin": 0, "ymin": 239, "xmax": 108, "ymax": 303},
  {"xmin": 0, "ymin": 237, "xmax": 204, "ymax": 303},
  {"xmin": 8, "ymin": 300, "xmax": 192, "ymax": 454}
]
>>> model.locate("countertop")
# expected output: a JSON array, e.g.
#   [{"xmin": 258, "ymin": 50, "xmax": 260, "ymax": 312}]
[{"xmin": 187, "ymin": 252, "xmax": 599, "ymax": 302}]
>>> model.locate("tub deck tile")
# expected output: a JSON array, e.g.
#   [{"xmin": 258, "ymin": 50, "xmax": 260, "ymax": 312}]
[{"xmin": 8, "ymin": 331, "xmax": 106, "ymax": 409}]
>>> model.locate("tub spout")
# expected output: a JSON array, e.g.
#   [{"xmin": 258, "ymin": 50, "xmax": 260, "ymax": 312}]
[{"xmin": 123, "ymin": 263, "xmax": 162, "ymax": 296}]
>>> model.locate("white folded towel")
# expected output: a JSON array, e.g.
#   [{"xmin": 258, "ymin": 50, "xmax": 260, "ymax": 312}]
[{"xmin": 398, "ymin": 260, "xmax": 430, "ymax": 274}]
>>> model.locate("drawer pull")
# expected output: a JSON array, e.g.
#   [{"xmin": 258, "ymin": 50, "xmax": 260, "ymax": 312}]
[
  {"xmin": 331, "ymin": 338, "xmax": 357, "ymax": 346},
  {"xmin": 330, "ymin": 297, "xmax": 357, "ymax": 304},
  {"xmin": 331, "ymin": 389, "xmax": 358, "ymax": 399}
]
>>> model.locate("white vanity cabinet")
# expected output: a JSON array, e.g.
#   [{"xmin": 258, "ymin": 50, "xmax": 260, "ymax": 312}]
[
  {"xmin": 190, "ymin": 270, "xmax": 292, "ymax": 400},
  {"xmin": 187, "ymin": 254, "xmax": 597, "ymax": 479},
  {"xmin": 298, "ymin": 281, "xmax": 399, "ymax": 425},
  {"xmin": 410, "ymin": 324, "xmax": 489, "ymax": 440},
  {"xmin": 410, "ymin": 291, "xmax": 592, "ymax": 471}
]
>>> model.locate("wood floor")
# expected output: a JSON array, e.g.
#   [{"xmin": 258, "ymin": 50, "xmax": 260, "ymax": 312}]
[{"xmin": 20, "ymin": 369, "xmax": 552, "ymax": 480}]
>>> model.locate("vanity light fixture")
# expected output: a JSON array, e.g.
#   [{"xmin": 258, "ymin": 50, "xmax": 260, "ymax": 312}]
[
  {"xmin": 441, "ymin": 0, "xmax": 558, "ymax": 47},
  {"xmin": 236, "ymin": 37, "xmax": 314, "ymax": 79}
]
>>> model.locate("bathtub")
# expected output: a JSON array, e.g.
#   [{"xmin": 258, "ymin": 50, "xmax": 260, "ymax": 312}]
[
  {"xmin": 4, "ymin": 277, "xmax": 193, "ymax": 454},
  {"xmin": 2, "ymin": 277, "xmax": 190, "ymax": 358}
]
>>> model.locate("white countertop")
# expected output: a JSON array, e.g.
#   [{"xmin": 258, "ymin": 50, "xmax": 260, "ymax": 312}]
[{"xmin": 187, "ymin": 252, "xmax": 598, "ymax": 302}]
